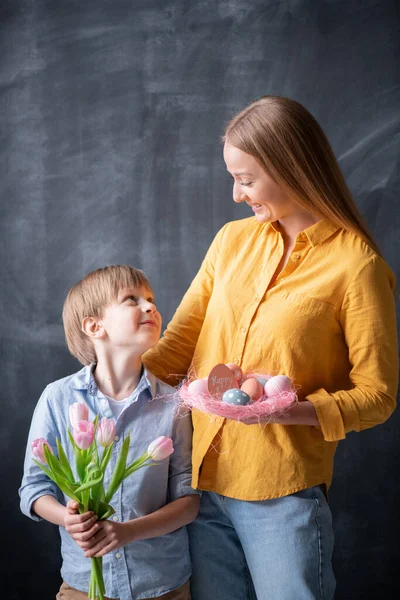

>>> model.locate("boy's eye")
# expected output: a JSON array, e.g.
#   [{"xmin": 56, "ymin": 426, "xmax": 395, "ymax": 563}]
[{"xmin": 126, "ymin": 295, "xmax": 138, "ymax": 303}]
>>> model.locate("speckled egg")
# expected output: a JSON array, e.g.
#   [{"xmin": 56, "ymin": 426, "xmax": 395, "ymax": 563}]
[
  {"xmin": 264, "ymin": 375, "xmax": 292, "ymax": 397},
  {"xmin": 222, "ymin": 388, "xmax": 251, "ymax": 406},
  {"xmin": 225, "ymin": 363, "xmax": 243, "ymax": 383},
  {"xmin": 188, "ymin": 378, "xmax": 209, "ymax": 395},
  {"xmin": 240, "ymin": 378, "xmax": 264, "ymax": 402}
]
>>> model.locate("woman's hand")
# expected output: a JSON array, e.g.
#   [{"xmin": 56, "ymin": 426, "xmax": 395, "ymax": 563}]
[
  {"xmin": 239, "ymin": 400, "xmax": 320, "ymax": 426},
  {"xmin": 64, "ymin": 499, "xmax": 99, "ymax": 550}
]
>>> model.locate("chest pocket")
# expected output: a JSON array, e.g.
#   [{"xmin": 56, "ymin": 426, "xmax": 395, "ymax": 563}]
[
  {"xmin": 281, "ymin": 292, "xmax": 337, "ymax": 319},
  {"xmin": 252, "ymin": 291, "xmax": 339, "ymax": 359}
]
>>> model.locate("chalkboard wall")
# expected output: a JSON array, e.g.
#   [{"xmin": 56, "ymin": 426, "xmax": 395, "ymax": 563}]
[{"xmin": 1, "ymin": 1, "xmax": 399, "ymax": 598}]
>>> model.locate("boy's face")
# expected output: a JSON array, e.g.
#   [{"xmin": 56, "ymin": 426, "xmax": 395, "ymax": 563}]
[{"xmin": 98, "ymin": 285, "xmax": 162, "ymax": 354}]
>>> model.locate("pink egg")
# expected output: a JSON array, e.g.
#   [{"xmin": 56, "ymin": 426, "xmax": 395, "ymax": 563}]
[
  {"xmin": 225, "ymin": 363, "xmax": 243, "ymax": 383},
  {"xmin": 187, "ymin": 378, "xmax": 209, "ymax": 396},
  {"xmin": 240, "ymin": 378, "xmax": 264, "ymax": 402},
  {"xmin": 264, "ymin": 375, "xmax": 292, "ymax": 397}
]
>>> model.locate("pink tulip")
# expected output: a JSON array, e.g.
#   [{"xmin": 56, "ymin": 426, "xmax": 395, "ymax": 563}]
[
  {"xmin": 69, "ymin": 402, "xmax": 89, "ymax": 428},
  {"xmin": 97, "ymin": 417, "xmax": 116, "ymax": 447},
  {"xmin": 73, "ymin": 420, "xmax": 95, "ymax": 450},
  {"xmin": 32, "ymin": 438, "xmax": 53, "ymax": 464},
  {"xmin": 147, "ymin": 436, "xmax": 174, "ymax": 461}
]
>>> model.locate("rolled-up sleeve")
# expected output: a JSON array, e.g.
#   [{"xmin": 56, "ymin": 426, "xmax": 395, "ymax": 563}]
[
  {"xmin": 168, "ymin": 410, "xmax": 201, "ymax": 500},
  {"xmin": 307, "ymin": 255, "xmax": 398, "ymax": 442},
  {"xmin": 19, "ymin": 388, "xmax": 61, "ymax": 520}
]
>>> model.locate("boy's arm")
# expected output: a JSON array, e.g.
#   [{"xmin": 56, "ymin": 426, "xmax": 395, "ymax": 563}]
[
  {"xmin": 84, "ymin": 494, "xmax": 200, "ymax": 558},
  {"xmin": 33, "ymin": 495, "xmax": 100, "ymax": 547},
  {"xmin": 85, "ymin": 396, "xmax": 201, "ymax": 558}
]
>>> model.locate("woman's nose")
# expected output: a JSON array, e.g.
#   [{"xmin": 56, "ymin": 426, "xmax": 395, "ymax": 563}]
[{"xmin": 233, "ymin": 182, "xmax": 246, "ymax": 203}]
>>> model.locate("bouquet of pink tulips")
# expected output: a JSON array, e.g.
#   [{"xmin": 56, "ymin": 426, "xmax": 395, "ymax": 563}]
[{"xmin": 32, "ymin": 402, "xmax": 174, "ymax": 600}]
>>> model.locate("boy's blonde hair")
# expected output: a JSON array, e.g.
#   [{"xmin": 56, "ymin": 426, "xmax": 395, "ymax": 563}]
[
  {"xmin": 62, "ymin": 265, "xmax": 151, "ymax": 365},
  {"xmin": 224, "ymin": 95, "xmax": 381, "ymax": 256}
]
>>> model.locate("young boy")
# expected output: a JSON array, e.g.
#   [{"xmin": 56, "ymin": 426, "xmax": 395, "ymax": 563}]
[{"xmin": 19, "ymin": 265, "xmax": 200, "ymax": 600}]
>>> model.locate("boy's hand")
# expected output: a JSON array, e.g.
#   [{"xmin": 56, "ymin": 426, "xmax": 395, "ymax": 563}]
[
  {"xmin": 64, "ymin": 500, "xmax": 99, "ymax": 550},
  {"xmin": 84, "ymin": 520, "xmax": 131, "ymax": 558}
]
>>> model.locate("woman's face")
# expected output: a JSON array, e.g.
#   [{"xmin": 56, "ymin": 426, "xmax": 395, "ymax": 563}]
[{"xmin": 223, "ymin": 142, "xmax": 299, "ymax": 224}]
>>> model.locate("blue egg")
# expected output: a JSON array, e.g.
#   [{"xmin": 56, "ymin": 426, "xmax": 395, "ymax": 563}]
[
  {"xmin": 222, "ymin": 388, "xmax": 251, "ymax": 406},
  {"xmin": 256, "ymin": 377, "xmax": 268, "ymax": 387}
]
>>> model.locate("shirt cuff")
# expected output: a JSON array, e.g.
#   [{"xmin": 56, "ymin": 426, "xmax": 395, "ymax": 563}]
[{"xmin": 306, "ymin": 388, "xmax": 346, "ymax": 442}]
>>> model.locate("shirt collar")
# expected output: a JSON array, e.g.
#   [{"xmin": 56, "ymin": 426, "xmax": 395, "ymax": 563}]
[
  {"xmin": 69, "ymin": 363, "xmax": 157, "ymax": 399},
  {"xmin": 268, "ymin": 218, "xmax": 340, "ymax": 247}
]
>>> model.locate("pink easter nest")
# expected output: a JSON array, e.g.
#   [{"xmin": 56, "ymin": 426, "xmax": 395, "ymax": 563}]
[{"xmin": 178, "ymin": 372, "xmax": 298, "ymax": 423}]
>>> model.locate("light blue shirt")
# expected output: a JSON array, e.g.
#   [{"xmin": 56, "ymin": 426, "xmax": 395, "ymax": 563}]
[{"xmin": 19, "ymin": 364, "xmax": 199, "ymax": 600}]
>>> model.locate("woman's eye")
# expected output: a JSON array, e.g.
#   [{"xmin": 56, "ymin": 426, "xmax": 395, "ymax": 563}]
[{"xmin": 240, "ymin": 181, "xmax": 253, "ymax": 187}]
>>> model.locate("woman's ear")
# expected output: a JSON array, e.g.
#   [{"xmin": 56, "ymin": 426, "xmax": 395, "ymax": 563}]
[{"xmin": 82, "ymin": 317, "xmax": 105, "ymax": 339}]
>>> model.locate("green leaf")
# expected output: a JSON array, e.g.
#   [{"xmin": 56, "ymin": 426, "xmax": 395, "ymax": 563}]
[
  {"xmin": 123, "ymin": 453, "xmax": 149, "ymax": 479},
  {"xmin": 44, "ymin": 446, "xmax": 70, "ymax": 482},
  {"xmin": 56, "ymin": 438, "xmax": 75, "ymax": 484},
  {"xmin": 104, "ymin": 435, "xmax": 130, "ymax": 503},
  {"xmin": 99, "ymin": 504, "xmax": 115, "ymax": 520},
  {"xmin": 32, "ymin": 459, "xmax": 56, "ymax": 482},
  {"xmin": 99, "ymin": 442, "xmax": 114, "ymax": 471},
  {"xmin": 75, "ymin": 469, "xmax": 104, "ymax": 493},
  {"xmin": 74, "ymin": 447, "xmax": 86, "ymax": 482},
  {"xmin": 68, "ymin": 428, "xmax": 78, "ymax": 452}
]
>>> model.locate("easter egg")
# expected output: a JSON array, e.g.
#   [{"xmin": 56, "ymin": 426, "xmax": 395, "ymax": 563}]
[
  {"xmin": 222, "ymin": 388, "xmax": 251, "ymax": 406},
  {"xmin": 256, "ymin": 376, "xmax": 270, "ymax": 387},
  {"xmin": 264, "ymin": 375, "xmax": 292, "ymax": 397},
  {"xmin": 208, "ymin": 363, "xmax": 239, "ymax": 398},
  {"xmin": 225, "ymin": 363, "xmax": 243, "ymax": 383},
  {"xmin": 240, "ymin": 378, "xmax": 264, "ymax": 402},
  {"xmin": 188, "ymin": 378, "xmax": 209, "ymax": 396}
]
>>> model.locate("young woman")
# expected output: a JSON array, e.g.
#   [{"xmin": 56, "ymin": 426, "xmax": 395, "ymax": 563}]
[{"xmin": 144, "ymin": 96, "xmax": 398, "ymax": 600}]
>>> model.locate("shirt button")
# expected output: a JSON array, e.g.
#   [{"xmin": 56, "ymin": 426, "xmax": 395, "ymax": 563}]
[
  {"xmin": 114, "ymin": 435, "xmax": 120, "ymax": 441},
  {"xmin": 254, "ymin": 295, "xmax": 260, "ymax": 301},
  {"xmin": 293, "ymin": 253, "xmax": 301, "ymax": 260},
  {"xmin": 112, "ymin": 515, "xmax": 118, "ymax": 521},
  {"xmin": 101, "ymin": 399, "xmax": 107, "ymax": 405},
  {"xmin": 233, "ymin": 358, "xmax": 240, "ymax": 364},
  {"xmin": 241, "ymin": 327, "xmax": 246, "ymax": 333},
  {"xmin": 115, "ymin": 552, "xmax": 121, "ymax": 559},
  {"xmin": 280, "ymin": 278, "xmax": 285, "ymax": 282}
]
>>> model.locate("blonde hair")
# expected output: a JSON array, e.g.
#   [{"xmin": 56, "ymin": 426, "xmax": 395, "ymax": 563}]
[
  {"xmin": 62, "ymin": 265, "xmax": 151, "ymax": 365},
  {"xmin": 224, "ymin": 95, "xmax": 381, "ymax": 255}
]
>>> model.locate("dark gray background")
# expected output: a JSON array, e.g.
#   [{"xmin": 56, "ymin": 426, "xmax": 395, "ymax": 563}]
[{"xmin": 1, "ymin": 1, "xmax": 399, "ymax": 598}]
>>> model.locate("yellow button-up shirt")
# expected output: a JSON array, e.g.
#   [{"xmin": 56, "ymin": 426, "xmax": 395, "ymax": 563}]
[{"xmin": 144, "ymin": 217, "xmax": 398, "ymax": 500}]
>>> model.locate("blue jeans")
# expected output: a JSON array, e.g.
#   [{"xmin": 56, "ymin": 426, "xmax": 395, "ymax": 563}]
[{"xmin": 188, "ymin": 487, "xmax": 335, "ymax": 600}]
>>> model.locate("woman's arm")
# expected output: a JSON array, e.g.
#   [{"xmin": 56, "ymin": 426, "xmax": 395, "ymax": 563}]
[
  {"xmin": 143, "ymin": 225, "xmax": 228, "ymax": 385},
  {"xmin": 303, "ymin": 255, "xmax": 398, "ymax": 441}
]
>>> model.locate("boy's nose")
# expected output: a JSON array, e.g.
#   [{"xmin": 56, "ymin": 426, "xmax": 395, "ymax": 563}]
[{"xmin": 142, "ymin": 302, "xmax": 156, "ymax": 313}]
